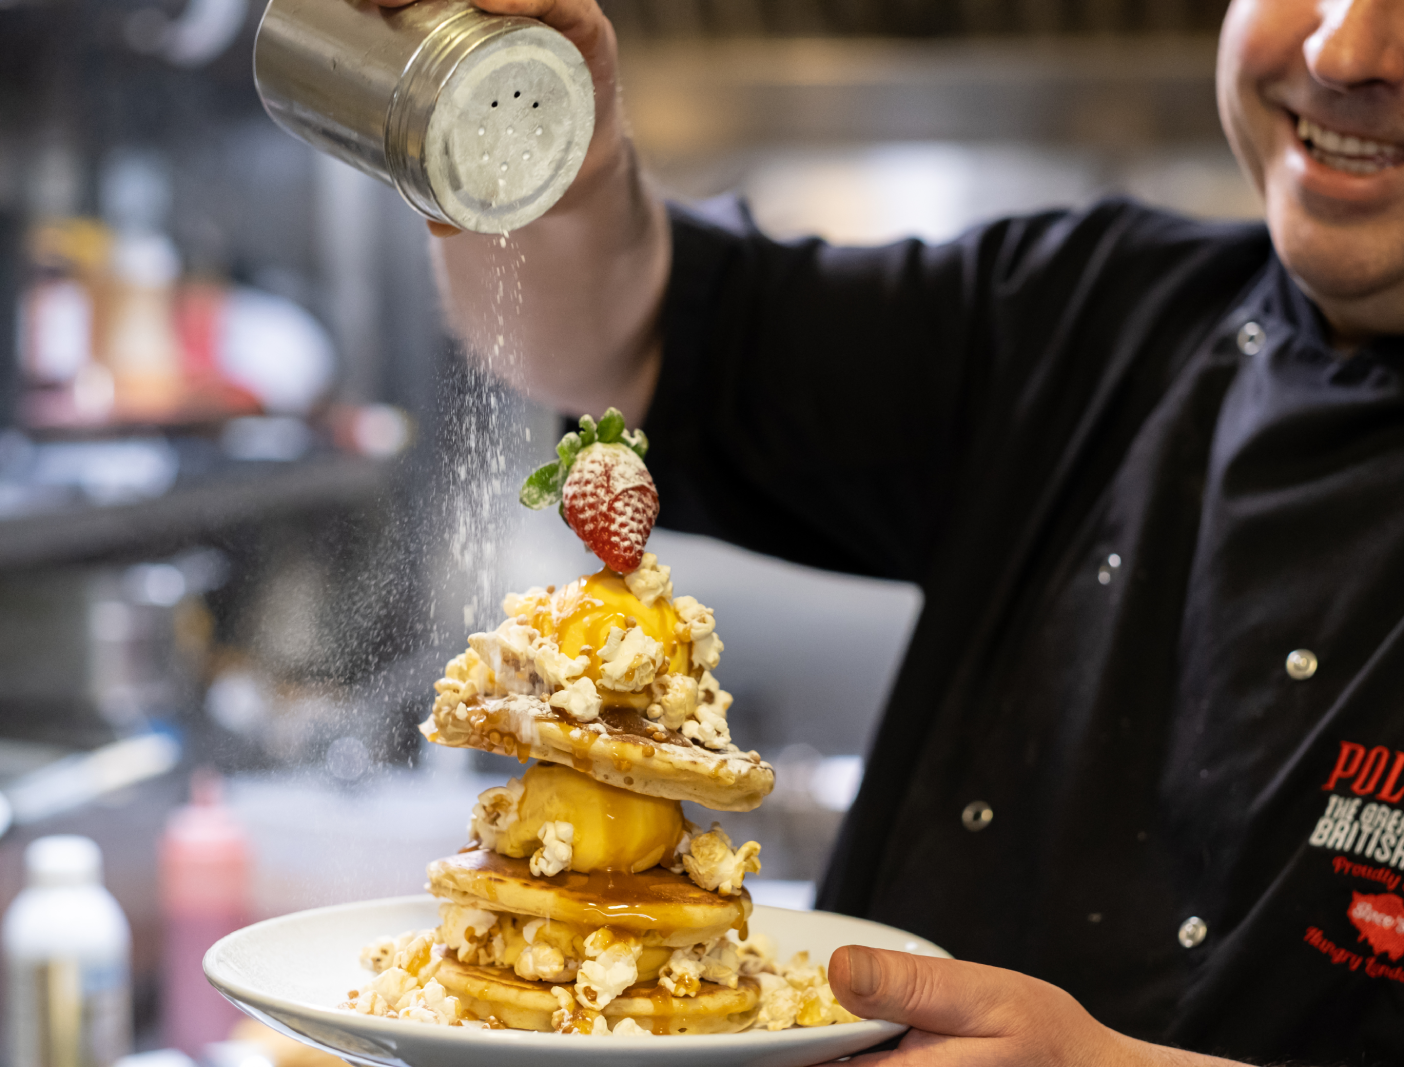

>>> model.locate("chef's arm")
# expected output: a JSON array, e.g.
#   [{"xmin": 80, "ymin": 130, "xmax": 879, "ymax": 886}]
[
  {"xmin": 371, "ymin": 0, "xmax": 668, "ymax": 425},
  {"xmin": 829, "ymin": 946, "xmax": 1261, "ymax": 1067}
]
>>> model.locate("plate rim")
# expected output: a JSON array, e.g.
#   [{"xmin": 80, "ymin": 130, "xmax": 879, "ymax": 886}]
[{"xmin": 204, "ymin": 896, "xmax": 944, "ymax": 1051}]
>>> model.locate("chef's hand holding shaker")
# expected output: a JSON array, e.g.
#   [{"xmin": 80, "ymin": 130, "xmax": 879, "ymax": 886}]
[{"xmin": 299, "ymin": 0, "xmax": 667, "ymax": 425}]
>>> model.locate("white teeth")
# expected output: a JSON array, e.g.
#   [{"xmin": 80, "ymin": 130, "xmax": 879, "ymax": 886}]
[
  {"xmin": 1309, "ymin": 148, "xmax": 1388, "ymax": 175},
  {"xmin": 1297, "ymin": 115, "xmax": 1404, "ymax": 172}
]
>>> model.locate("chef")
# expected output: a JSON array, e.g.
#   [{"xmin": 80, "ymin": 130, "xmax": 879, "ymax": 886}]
[{"xmin": 371, "ymin": 0, "xmax": 1404, "ymax": 1062}]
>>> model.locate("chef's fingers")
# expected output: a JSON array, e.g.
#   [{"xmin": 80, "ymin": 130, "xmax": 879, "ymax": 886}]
[
  {"xmin": 828, "ymin": 946, "xmax": 1035, "ymax": 1038},
  {"xmin": 363, "ymin": 0, "xmax": 615, "ymax": 87},
  {"xmin": 836, "ymin": 1028, "xmax": 964, "ymax": 1065}
]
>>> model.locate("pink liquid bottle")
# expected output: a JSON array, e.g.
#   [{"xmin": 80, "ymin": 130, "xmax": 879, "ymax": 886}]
[{"xmin": 160, "ymin": 771, "xmax": 250, "ymax": 1054}]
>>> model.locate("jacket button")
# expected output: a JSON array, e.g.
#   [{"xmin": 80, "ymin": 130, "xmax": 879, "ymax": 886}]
[
  {"xmin": 961, "ymin": 801, "xmax": 993, "ymax": 832},
  {"xmin": 1285, "ymin": 649, "xmax": 1318, "ymax": 680},
  {"xmin": 1237, "ymin": 321, "xmax": 1266, "ymax": 355},
  {"xmin": 1178, "ymin": 916, "xmax": 1208, "ymax": 948}
]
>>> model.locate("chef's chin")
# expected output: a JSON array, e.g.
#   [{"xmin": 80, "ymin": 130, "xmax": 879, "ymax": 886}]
[
  {"xmin": 1260, "ymin": 151, "xmax": 1404, "ymax": 306},
  {"xmin": 1266, "ymin": 180, "xmax": 1404, "ymax": 335}
]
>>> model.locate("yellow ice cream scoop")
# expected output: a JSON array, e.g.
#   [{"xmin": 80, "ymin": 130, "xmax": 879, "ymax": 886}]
[
  {"xmin": 537, "ymin": 570, "xmax": 689, "ymax": 678},
  {"xmin": 501, "ymin": 763, "xmax": 684, "ymax": 874}
]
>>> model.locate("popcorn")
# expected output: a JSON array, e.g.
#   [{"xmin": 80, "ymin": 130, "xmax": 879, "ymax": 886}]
[
  {"xmin": 596, "ymin": 625, "xmax": 666, "ymax": 691},
  {"xmin": 549, "ymin": 676, "xmax": 602, "ymax": 722},
  {"xmin": 657, "ymin": 950, "xmax": 703, "ymax": 997},
  {"xmin": 432, "ymin": 648, "xmax": 493, "ymax": 718},
  {"xmin": 529, "ymin": 820, "xmax": 575, "ymax": 877},
  {"xmin": 359, "ymin": 935, "xmax": 397, "ymax": 974},
  {"xmin": 470, "ymin": 778, "xmax": 525, "ymax": 850},
  {"xmin": 438, "ymin": 903, "xmax": 500, "ymax": 963},
  {"xmin": 611, "ymin": 1017, "xmax": 654, "ymax": 1036},
  {"xmin": 697, "ymin": 669, "xmax": 733, "ymax": 715},
  {"xmin": 681, "ymin": 702, "xmax": 732, "ymax": 751},
  {"xmin": 779, "ymin": 951, "xmax": 824, "ymax": 991},
  {"xmin": 532, "ymin": 638, "xmax": 591, "ymax": 689},
  {"xmin": 370, "ymin": 966, "xmax": 420, "ymax": 1009},
  {"xmin": 755, "ymin": 972, "xmax": 802, "ymax": 1031},
  {"xmin": 469, "ymin": 619, "xmax": 544, "ymax": 695},
  {"xmin": 796, "ymin": 982, "xmax": 861, "ymax": 1027},
  {"xmin": 575, "ymin": 929, "xmax": 642, "ymax": 1010},
  {"xmin": 680, "ymin": 825, "xmax": 761, "ymax": 895},
  {"xmin": 515, "ymin": 939, "xmax": 580, "ymax": 983},
  {"xmin": 390, "ymin": 933, "xmax": 441, "ymax": 984},
  {"xmin": 658, "ymin": 937, "xmax": 740, "ymax": 996},
  {"xmin": 691, "ymin": 631, "xmax": 724, "ymax": 672},
  {"xmin": 398, "ymin": 978, "xmax": 462, "ymax": 1025},
  {"xmin": 345, "ymin": 930, "xmax": 468, "ymax": 1018},
  {"xmin": 646, "ymin": 673, "xmax": 698, "ymax": 731},
  {"xmin": 736, "ymin": 932, "xmax": 778, "ymax": 976},
  {"xmin": 666, "ymin": 824, "xmax": 694, "ymax": 875},
  {"xmin": 623, "ymin": 553, "xmax": 673, "ymax": 607},
  {"xmin": 673, "ymin": 596, "xmax": 723, "ymax": 671},
  {"xmin": 350, "ymin": 990, "xmax": 392, "ymax": 1016},
  {"xmin": 696, "ymin": 938, "xmax": 742, "ymax": 987},
  {"xmin": 502, "ymin": 587, "xmax": 552, "ymax": 619},
  {"xmin": 671, "ymin": 596, "xmax": 714, "ymax": 641},
  {"xmin": 550, "ymin": 984, "xmax": 605, "ymax": 1034}
]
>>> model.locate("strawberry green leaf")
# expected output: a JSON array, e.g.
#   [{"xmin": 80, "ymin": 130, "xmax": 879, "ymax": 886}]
[
  {"xmin": 621, "ymin": 428, "xmax": 649, "ymax": 459},
  {"xmin": 556, "ymin": 431, "xmax": 582, "ymax": 468},
  {"xmin": 596, "ymin": 407, "xmax": 626, "ymax": 443},
  {"xmin": 520, "ymin": 460, "xmax": 566, "ymax": 509},
  {"xmin": 577, "ymin": 414, "xmax": 597, "ymax": 447}
]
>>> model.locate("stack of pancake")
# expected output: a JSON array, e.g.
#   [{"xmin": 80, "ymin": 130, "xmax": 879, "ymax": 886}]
[{"xmin": 344, "ymin": 554, "xmax": 857, "ymax": 1035}]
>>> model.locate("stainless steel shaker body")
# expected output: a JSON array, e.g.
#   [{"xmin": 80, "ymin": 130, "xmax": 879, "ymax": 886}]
[{"xmin": 254, "ymin": 0, "xmax": 595, "ymax": 233}]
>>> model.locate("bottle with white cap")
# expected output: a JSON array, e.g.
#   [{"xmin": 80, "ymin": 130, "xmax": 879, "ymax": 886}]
[{"xmin": 3, "ymin": 835, "xmax": 133, "ymax": 1067}]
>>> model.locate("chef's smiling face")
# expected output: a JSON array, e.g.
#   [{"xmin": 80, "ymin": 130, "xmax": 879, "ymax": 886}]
[{"xmin": 1219, "ymin": 0, "xmax": 1404, "ymax": 341}]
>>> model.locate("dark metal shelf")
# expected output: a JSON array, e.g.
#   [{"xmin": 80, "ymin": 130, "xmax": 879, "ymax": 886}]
[{"xmin": 0, "ymin": 453, "xmax": 394, "ymax": 571}]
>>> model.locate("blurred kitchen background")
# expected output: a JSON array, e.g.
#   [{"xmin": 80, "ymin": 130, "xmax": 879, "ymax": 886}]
[{"xmin": 0, "ymin": 0, "xmax": 1253, "ymax": 1059}]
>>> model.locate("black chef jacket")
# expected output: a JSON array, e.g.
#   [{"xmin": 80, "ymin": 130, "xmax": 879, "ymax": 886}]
[{"xmin": 641, "ymin": 198, "xmax": 1404, "ymax": 1065}]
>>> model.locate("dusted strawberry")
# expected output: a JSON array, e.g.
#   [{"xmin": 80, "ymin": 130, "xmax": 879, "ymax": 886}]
[
  {"xmin": 561, "ymin": 442, "xmax": 659, "ymax": 571},
  {"xmin": 519, "ymin": 409, "xmax": 658, "ymax": 572}
]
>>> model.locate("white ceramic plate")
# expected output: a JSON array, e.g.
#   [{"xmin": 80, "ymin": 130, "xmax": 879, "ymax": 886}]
[{"xmin": 205, "ymin": 896, "xmax": 950, "ymax": 1067}]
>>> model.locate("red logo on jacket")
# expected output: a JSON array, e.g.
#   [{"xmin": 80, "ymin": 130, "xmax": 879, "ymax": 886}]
[
  {"xmin": 1323, "ymin": 742, "xmax": 1404, "ymax": 801},
  {"xmin": 1349, "ymin": 892, "xmax": 1404, "ymax": 961}
]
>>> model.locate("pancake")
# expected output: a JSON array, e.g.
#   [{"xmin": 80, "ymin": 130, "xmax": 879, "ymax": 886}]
[
  {"xmin": 436, "ymin": 958, "xmax": 760, "ymax": 1035},
  {"xmin": 421, "ymin": 697, "xmax": 774, "ymax": 812},
  {"xmin": 428, "ymin": 848, "xmax": 751, "ymax": 947}
]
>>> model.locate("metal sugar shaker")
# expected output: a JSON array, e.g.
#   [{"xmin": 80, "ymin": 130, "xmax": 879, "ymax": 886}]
[{"xmin": 254, "ymin": 0, "xmax": 595, "ymax": 234}]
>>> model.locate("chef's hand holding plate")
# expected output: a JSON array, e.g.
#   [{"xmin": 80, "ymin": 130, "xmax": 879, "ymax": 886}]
[{"xmin": 829, "ymin": 946, "xmax": 1242, "ymax": 1067}]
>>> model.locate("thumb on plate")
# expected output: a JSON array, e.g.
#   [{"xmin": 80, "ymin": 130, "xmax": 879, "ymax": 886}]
[{"xmin": 828, "ymin": 946, "xmax": 1015, "ymax": 1038}]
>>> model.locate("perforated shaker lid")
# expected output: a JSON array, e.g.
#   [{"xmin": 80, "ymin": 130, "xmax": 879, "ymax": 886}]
[{"xmin": 422, "ymin": 22, "xmax": 595, "ymax": 234}]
